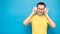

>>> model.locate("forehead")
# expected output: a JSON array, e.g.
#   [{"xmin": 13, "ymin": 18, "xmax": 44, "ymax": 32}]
[{"xmin": 38, "ymin": 5, "xmax": 44, "ymax": 8}]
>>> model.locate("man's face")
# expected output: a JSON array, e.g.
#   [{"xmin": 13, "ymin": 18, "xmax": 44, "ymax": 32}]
[{"xmin": 37, "ymin": 5, "xmax": 45, "ymax": 15}]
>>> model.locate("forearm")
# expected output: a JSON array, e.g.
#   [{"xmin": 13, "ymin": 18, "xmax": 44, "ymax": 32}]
[
  {"xmin": 45, "ymin": 14, "xmax": 56, "ymax": 28},
  {"xmin": 23, "ymin": 11, "xmax": 35, "ymax": 25},
  {"xmin": 27, "ymin": 12, "xmax": 35, "ymax": 20},
  {"xmin": 23, "ymin": 7, "xmax": 37, "ymax": 25}
]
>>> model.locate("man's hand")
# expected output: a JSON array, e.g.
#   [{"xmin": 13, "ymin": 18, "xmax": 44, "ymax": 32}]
[
  {"xmin": 32, "ymin": 7, "xmax": 37, "ymax": 14},
  {"xmin": 44, "ymin": 7, "xmax": 49, "ymax": 15}
]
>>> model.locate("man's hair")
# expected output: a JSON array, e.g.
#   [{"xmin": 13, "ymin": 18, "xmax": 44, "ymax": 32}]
[{"xmin": 37, "ymin": 2, "xmax": 46, "ymax": 8}]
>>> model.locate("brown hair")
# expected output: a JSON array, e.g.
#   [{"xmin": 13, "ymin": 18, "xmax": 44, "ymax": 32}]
[{"xmin": 37, "ymin": 2, "xmax": 46, "ymax": 8}]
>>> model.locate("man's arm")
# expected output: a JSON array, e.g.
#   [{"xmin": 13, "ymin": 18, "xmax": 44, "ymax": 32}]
[
  {"xmin": 23, "ymin": 7, "xmax": 37, "ymax": 25},
  {"xmin": 44, "ymin": 8, "xmax": 56, "ymax": 28},
  {"xmin": 45, "ymin": 14, "xmax": 56, "ymax": 28}
]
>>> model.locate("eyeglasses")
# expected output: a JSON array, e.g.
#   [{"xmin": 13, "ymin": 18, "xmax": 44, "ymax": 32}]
[{"xmin": 37, "ymin": 8, "xmax": 45, "ymax": 10}]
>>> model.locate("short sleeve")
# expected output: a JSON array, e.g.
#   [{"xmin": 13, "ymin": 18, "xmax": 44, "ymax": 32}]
[
  {"xmin": 30, "ymin": 16, "xmax": 34, "ymax": 22},
  {"xmin": 46, "ymin": 18, "xmax": 50, "ymax": 24},
  {"xmin": 44, "ymin": 16, "xmax": 50, "ymax": 24}
]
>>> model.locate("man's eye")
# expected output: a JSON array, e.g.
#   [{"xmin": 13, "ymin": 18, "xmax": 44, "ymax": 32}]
[{"xmin": 40, "ymin": 9, "xmax": 44, "ymax": 10}]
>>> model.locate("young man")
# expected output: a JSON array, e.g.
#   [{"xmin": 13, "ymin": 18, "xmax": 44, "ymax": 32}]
[{"xmin": 23, "ymin": 2, "xmax": 56, "ymax": 34}]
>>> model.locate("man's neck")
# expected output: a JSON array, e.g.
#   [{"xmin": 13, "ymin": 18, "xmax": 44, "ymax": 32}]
[{"xmin": 38, "ymin": 13, "xmax": 42, "ymax": 16}]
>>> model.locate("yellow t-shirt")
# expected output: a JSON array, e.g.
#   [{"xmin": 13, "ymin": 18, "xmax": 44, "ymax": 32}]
[{"xmin": 30, "ymin": 14, "xmax": 49, "ymax": 34}]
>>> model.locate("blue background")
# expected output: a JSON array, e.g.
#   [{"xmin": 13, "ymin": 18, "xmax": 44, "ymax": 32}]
[{"xmin": 0, "ymin": 0, "xmax": 60, "ymax": 34}]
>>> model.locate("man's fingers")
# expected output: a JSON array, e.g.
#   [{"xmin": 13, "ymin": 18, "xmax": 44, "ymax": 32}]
[
  {"xmin": 45, "ymin": 7, "xmax": 49, "ymax": 12},
  {"xmin": 33, "ymin": 6, "xmax": 37, "ymax": 12}
]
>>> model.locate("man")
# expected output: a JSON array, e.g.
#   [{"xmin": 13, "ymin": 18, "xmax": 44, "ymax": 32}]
[{"xmin": 23, "ymin": 2, "xmax": 56, "ymax": 34}]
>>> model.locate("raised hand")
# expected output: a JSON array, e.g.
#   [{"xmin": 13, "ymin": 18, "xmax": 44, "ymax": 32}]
[
  {"xmin": 32, "ymin": 6, "xmax": 37, "ymax": 14},
  {"xmin": 44, "ymin": 7, "xmax": 49, "ymax": 15}
]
